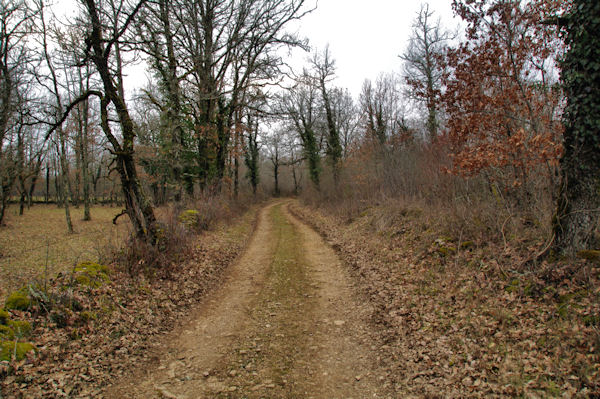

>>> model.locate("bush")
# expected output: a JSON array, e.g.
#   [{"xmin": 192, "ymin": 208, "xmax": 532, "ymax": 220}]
[{"xmin": 178, "ymin": 209, "xmax": 200, "ymax": 230}]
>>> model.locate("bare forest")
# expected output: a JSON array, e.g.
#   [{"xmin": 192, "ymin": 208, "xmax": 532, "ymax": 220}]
[{"xmin": 0, "ymin": 0, "xmax": 599, "ymax": 397}]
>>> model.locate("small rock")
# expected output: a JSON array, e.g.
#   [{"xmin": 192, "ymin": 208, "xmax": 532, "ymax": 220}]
[
  {"xmin": 355, "ymin": 375, "xmax": 362, "ymax": 381},
  {"xmin": 334, "ymin": 320, "xmax": 346, "ymax": 326},
  {"xmin": 156, "ymin": 386, "xmax": 182, "ymax": 399},
  {"xmin": 202, "ymin": 371, "xmax": 210, "ymax": 378},
  {"xmin": 229, "ymin": 370, "xmax": 237, "ymax": 377}
]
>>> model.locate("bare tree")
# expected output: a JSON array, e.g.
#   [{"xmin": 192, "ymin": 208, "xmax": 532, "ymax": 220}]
[
  {"xmin": 359, "ymin": 73, "xmax": 404, "ymax": 148},
  {"xmin": 37, "ymin": 0, "xmax": 75, "ymax": 232},
  {"xmin": 0, "ymin": 0, "xmax": 36, "ymax": 225},
  {"xmin": 400, "ymin": 3, "xmax": 453, "ymax": 142},
  {"xmin": 244, "ymin": 112, "xmax": 260, "ymax": 196},
  {"xmin": 171, "ymin": 0, "xmax": 310, "ymax": 190},
  {"xmin": 277, "ymin": 72, "xmax": 322, "ymax": 189},
  {"xmin": 329, "ymin": 86, "xmax": 358, "ymax": 159},
  {"xmin": 265, "ymin": 129, "xmax": 287, "ymax": 197},
  {"xmin": 311, "ymin": 46, "xmax": 342, "ymax": 180},
  {"xmin": 79, "ymin": 0, "xmax": 159, "ymax": 242}
]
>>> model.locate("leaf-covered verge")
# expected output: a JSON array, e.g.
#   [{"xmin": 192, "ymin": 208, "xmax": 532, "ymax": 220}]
[
  {"xmin": 290, "ymin": 202, "xmax": 600, "ymax": 398},
  {"xmin": 0, "ymin": 207, "xmax": 257, "ymax": 398}
]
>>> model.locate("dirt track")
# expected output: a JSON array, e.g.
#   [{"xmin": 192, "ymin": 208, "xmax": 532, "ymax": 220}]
[{"xmin": 108, "ymin": 201, "xmax": 389, "ymax": 398}]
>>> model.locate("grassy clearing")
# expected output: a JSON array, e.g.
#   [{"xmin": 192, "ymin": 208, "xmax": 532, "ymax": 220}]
[{"xmin": 0, "ymin": 204, "xmax": 130, "ymax": 302}]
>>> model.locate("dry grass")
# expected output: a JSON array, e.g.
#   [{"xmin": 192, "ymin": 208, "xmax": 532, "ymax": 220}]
[{"xmin": 0, "ymin": 204, "xmax": 131, "ymax": 302}]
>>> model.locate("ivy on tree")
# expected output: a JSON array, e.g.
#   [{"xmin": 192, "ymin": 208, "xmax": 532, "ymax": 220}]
[{"xmin": 553, "ymin": 0, "xmax": 600, "ymax": 256}]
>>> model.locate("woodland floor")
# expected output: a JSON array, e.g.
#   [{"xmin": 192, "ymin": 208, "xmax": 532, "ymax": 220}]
[
  {"xmin": 108, "ymin": 201, "xmax": 390, "ymax": 398},
  {"xmin": 2, "ymin": 200, "xmax": 598, "ymax": 398}
]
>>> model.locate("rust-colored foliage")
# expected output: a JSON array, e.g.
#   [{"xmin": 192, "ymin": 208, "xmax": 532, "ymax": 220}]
[{"xmin": 444, "ymin": 0, "xmax": 565, "ymax": 185}]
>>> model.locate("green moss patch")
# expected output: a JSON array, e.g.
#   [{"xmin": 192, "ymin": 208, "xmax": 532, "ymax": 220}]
[
  {"xmin": 0, "ymin": 309, "xmax": 9, "ymax": 324},
  {"xmin": 0, "ymin": 325, "xmax": 14, "ymax": 339},
  {"xmin": 0, "ymin": 341, "xmax": 35, "ymax": 361},
  {"xmin": 178, "ymin": 209, "xmax": 200, "ymax": 229},
  {"xmin": 8, "ymin": 320, "xmax": 31, "ymax": 337},
  {"xmin": 80, "ymin": 311, "xmax": 97, "ymax": 323},
  {"xmin": 5, "ymin": 289, "xmax": 31, "ymax": 311},
  {"xmin": 460, "ymin": 241, "xmax": 475, "ymax": 250},
  {"xmin": 74, "ymin": 261, "xmax": 110, "ymax": 288}
]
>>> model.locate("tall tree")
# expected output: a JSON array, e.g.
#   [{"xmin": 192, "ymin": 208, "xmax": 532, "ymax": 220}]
[
  {"xmin": 329, "ymin": 87, "xmax": 358, "ymax": 159},
  {"xmin": 134, "ymin": 0, "xmax": 190, "ymax": 197},
  {"xmin": 79, "ymin": 0, "xmax": 158, "ymax": 242},
  {"xmin": 266, "ymin": 129, "xmax": 286, "ymax": 197},
  {"xmin": 553, "ymin": 0, "xmax": 600, "ymax": 256},
  {"xmin": 311, "ymin": 46, "xmax": 342, "ymax": 180},
  {"xmin": 278, "ymin": 72, "xmax": 322, "ymax": 189},
  {"xmin": 359, "ymin": 74, "xmax": 404, "ymax": 149},
  {"xmin": 166, "ymin": 0, "xmax": 310, "ymax": 191},
  {"xmin": 38, "ymin": 0, "xmax": 74, "ymax": 232},
  {"xmin": 244, "ymin": 113, "xmax": 260, "ymax": 196},
  {"xmin": 0, "ymin": 0, "xmax": 35, "ymax": 225},
  {"xmin": 400, "ymin": 3, "xmax": 453, "ymax": 142}
]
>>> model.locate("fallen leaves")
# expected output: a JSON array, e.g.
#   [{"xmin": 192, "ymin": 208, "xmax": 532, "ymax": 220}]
[
  {"xmin": 291, "ymin": 202, "xmax": 600, "ymax": 398},
  {"xmin": 0, "ymin": 208, "xmax": 256, "ymax": 398}
]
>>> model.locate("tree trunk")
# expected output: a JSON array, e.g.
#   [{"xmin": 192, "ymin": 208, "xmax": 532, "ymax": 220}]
[
  {"xmin": 554, "ymin": 159, "xmax": 600, "ymax": 255},
  {"xmin": 273, "ymin": 161, "xmax": 280, "ymax": 197},
  {"xmin": 57, "ymin": 128, "xmax": 74, "ymax": 233},
  {"xmin": 83, "ymin": 0, "xmax": 157, "ymax": 243},
  {"xmin": 0, "ymin": 192, "xmax": 7, "ymax": 226},
  {"xmin": 552, "ymin": 0, "xmax": 600, "ymax": 256},
  {"xmin": 79, "ymin": 70, "xmax": 92, "ymax": 221},
  {"xmin": 45, "ymin": 165, "xmax": 50, "ymax": 203}
]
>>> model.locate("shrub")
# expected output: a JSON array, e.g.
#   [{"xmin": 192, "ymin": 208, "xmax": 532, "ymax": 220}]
[{"xmin": 178, "ymin": 209, "xmax": 200, "ymax": 229}]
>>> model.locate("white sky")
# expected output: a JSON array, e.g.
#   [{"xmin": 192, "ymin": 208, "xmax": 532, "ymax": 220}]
[
  {"xmin": 288, "ymin": 0, "xmax": 459, "ymax": 97},
  {"xmin": 57, "ymin": 0, "xmax": 460, "ymax": 99}
]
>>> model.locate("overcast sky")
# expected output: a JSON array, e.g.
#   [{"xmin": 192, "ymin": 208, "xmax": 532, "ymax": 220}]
[
  {"xmin": 288, "ymin": 0, "xmax": 460, "ymax": 97},
  {"xmin": 58, "ymin": 0, "xmax": 460, "ymax": 99}
]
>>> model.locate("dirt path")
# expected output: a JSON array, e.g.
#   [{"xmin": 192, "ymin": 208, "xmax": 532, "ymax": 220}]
[{"xmin": 107, "ymin": 201, "xmax": 388, "ymax": 398}]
